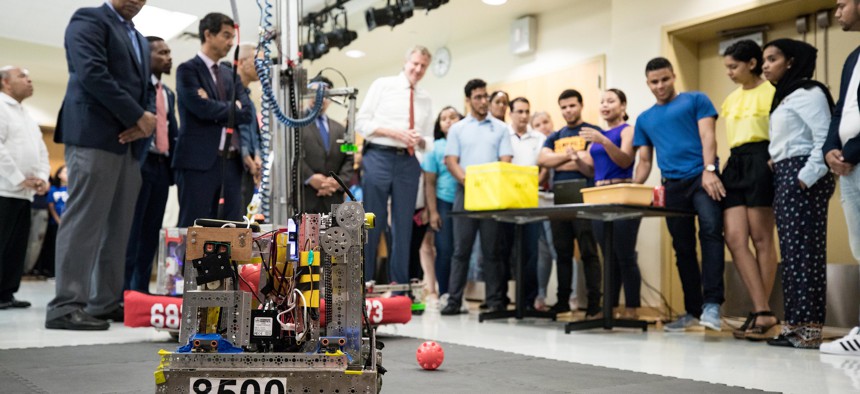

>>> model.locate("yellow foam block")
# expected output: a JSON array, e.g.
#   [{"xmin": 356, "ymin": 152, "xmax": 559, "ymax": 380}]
[{"xmin": 465, "ymin": 162, "xmax": 538, "ymax": 211}]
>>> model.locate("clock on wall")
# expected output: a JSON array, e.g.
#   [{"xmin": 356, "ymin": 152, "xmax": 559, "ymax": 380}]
[{"xmin": 433, "ymin": 47, "xmax": 451, "ymax": 77}]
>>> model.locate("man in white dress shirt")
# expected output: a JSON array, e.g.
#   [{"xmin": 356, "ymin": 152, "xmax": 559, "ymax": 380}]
[
  {"xmin": 503, "ymin": 97, "xmax": 545, "ymax": 309},
  {"xmin": 356, "ymin": 46, "xmax": 433, "ymax": 285},
  {"xmin": 0, "ymin": 65, "xmax": 50, "ymax": 310}
]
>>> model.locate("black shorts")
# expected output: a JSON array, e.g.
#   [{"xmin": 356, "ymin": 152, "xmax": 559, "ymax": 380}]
[{"xmin": 721, "ymin": 141, "xmax": 774, "ymax": 209}]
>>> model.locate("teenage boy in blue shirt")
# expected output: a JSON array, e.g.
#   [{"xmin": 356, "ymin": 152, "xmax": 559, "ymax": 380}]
[
  {"xmin": 633, "ymin": 57, "xmax": 726, "ymax": 332},
  {"xmin": 441, "ymin": 78, "xmax": 513, "ymax": 315}
]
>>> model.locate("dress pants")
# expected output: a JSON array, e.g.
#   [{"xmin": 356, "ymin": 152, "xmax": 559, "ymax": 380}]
[
  {"xmin": 447, "ymin": 186, "xmax": 507, "ymax": 309},
  {"xmin": 124, "ymin": 153, "xmax": 171, "ymax": 293},
  {"xmin": 361, "ymin": 147, "xmax": 421, "ymax": 285},
  {"xmin": 498, "ymin": 221, "xmax": 540, "ymax": 306},
  {"xmin": 175, "ymin": 156, "xmax": 244, "ymax": 227},
  {"xmin": 0, "ymin": 197, "xmax": 31, "ymax": 302},
  {"xmin": 663, "ymin": 174, "xmax": 725, "ymax": 317},
  {"xmin": 47, "ymin": 146, "xmax": 141, "ymax": 320}
]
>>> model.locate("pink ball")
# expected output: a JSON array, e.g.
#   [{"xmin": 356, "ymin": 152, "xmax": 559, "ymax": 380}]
[{"xmin": 416, "ymin": 341, "xmax": 444, "ymax": 370}]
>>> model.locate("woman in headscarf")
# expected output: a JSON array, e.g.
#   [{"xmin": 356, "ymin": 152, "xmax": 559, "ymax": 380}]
[{"xmin": 762, "ymin": 38, "xmax": 836, "ymax": 349}]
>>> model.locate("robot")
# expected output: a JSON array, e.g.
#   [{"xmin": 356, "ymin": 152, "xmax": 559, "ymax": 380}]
[{"xmin": 153, "ymin": 0, "xmax": 382, "ymax": 392}]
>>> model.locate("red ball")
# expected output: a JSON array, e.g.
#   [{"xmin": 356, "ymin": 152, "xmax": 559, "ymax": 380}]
[{"xmin": 416, "ymin": 341, "xmax": 444, "ymax": 370}]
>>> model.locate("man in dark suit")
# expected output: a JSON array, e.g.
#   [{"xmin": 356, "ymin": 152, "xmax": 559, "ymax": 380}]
[
  {"xmin": 124, "ymin": 36, "xmax": 177, "ymax": 293},
  {"xmin": 173, "ymin": 13, "xmax": 253, "ymax": 227},
  {"xmin": 301, "ymin": 76, "xmax": 354, "ymax": 214},
  {"xmin": 234, "ymin": 43, "xmax": 263, "ymax": 211},
  {"xmin": 47, "ymin": 0, "xmax": 155, "ymax": 331}
]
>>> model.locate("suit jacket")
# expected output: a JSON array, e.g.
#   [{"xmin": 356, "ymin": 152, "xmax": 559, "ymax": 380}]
[
  {"xmin": 238, "ymin": 95, "xmax": 262, "ymax": 160},
  {"xmin": 140, "ymin": 81, "xmax": 179, "ymax": 185},
  {"xmin": 824, "ymin": 45, "xmax": 860, "ymax": 165},
  {"xmin": 172, "ymin": 56, "xmax": 253, "ymax": 171},
  {"xmin": 55, "ymin": 4, "xmax": 151, "ymax": 158},
  {"xmin": 300, "ymin": 116, "xmax": 355, "ymax": 213}
]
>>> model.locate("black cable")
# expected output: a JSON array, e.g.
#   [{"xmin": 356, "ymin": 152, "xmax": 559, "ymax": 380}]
[
  {"xmin": 329, "ymin": 171, "xmax": 355, "ymax": 201},
  {"xmin": 640, "ymin": 277, "xmax": 678, "ymax": 320},
  {"xmin": 314, "ymin": 67, "xmax": 349, "ymax": 88}
]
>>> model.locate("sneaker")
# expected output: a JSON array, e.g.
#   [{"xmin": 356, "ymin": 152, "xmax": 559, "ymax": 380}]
[
  {"xmin": 821, "ymin": 327, "xmax": 860, "ymax": 356},
  {"xmin": 699, "ymin": 303, "xmax": 721, "ymax": 331},
  {"xmin": 664, "ymin": 314, "xmax": 699, "ymax": 332}
]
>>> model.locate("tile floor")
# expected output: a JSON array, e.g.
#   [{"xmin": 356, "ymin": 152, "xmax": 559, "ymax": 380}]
[{"xmin": 2, "ymin": 280, "xmax": 859, "ymax": 394}]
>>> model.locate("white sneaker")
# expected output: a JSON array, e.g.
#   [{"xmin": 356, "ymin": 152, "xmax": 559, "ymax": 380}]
[{"xmin": 821, "ymin": 327, "xmax": 860, "ymax": 356}]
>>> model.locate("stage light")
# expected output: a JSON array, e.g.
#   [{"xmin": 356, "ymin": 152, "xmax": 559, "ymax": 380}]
[
  {"xmin": 302, "ymin": 25, "xmax": 329, "ymax": 61},
  {"xmin": 325, "ymin": 28, "xmax": 358, "ymax": 49},
  {"xmin": 413, "ymin": 0, "xmax": 448, "ymax": 11},
  {"xmin": 325, "ymin": 8, "xmax": 358, "ymax": 49},
  {"xmin": 366, "ymin": 0, "xmax": 415, "ymax": 31}
]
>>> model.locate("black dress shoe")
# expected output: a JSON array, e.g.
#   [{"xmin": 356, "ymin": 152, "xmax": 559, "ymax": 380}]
[
  {"xmin": 548, "ymin": 303, "xmax": 571, "ymax": 314},
  {"xmin": 93, "ymin": 306, "xmax": 124, "ymax": 322},
  {"xmin": 440, "ymin": 304, "xmax": 464, "ymax": 315},
  {"xmin": 0, "ymin": 298, "xmax": 31, "ymax": 309},
  {"xmin": 486, "ymin": 304, "xmax": 508, "ymax": 313},
  {"xmin": 46, "ymin": 310, "xmax": 109, "ymax": 330},
  {"xmin": 767, "ymin": 334, "xmax": 794, "ymax": 347}
]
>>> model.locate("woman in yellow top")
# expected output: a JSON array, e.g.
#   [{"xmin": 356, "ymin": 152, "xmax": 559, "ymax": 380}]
[{"xmin": 720, "ymin": 39, "xmax": 780, "ymax": 340}]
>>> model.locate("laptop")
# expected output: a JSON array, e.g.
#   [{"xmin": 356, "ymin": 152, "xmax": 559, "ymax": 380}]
[{"xmin": 553, "ymin": 179, "xmax": 588, "ymax": 205}]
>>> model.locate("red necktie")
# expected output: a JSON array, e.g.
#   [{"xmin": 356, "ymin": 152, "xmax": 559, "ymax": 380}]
[
  {"xmin": 155, "ymin": 82, "xmax": 168, "ymax": 154},
  {"xmin": 408, "ymin": 85, "xmax": 415, "ymax": 156}
]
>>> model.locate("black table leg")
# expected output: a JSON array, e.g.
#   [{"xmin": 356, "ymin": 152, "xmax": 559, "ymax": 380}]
[
  {"xmin": 564, "ymin": 220, "xmax": 647, "ymax": 333},
  {"xmin": 480, "ymin": 223, "xmax": 556, "ymax": 322}
]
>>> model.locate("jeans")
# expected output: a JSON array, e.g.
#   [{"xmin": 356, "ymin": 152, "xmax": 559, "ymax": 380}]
[
  {"xmin": 664, "ymin": 174, "xmax": 725, "ymax": 317},
  {"xmin": 593, "ymin": 218, "xmax": 642, "ymax": 308},
  {"xmin": 840, "ymin": 167, "xmax": 860, "ymax": 264},
  {"xmin": 434, "ymin": 199, "xmax": 455, "ymax": 295}
]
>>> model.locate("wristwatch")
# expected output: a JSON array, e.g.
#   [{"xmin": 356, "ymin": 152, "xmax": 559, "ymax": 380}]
[{"xmin": 704, "ymin": 164, "xmax": 717, "ymax": 172}]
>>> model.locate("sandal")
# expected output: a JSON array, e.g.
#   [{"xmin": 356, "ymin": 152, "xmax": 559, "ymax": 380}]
[
  {"xmin": 745, "ymin": 311, "xmax": 781, "ymax": 341},
  {"xmin": 732, "ymin": 312, "xmax": 756, "ymax": 339}
]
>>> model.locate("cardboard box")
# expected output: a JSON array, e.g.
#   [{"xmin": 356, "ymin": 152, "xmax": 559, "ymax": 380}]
[
  {"xmin": 465, "ymin": 162, "xmax": 538, "ymax": 210},
  {"xmin": 554, "ymin": 136, "xmax": 586, "ymax": 153},
  {"xmin": 581, "ymin": 184, "xmax": 653, "ymax": 206}
]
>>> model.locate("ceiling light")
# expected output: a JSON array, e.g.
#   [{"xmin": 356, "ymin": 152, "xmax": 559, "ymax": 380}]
[
  {"xmin": 366, "ymin": 0, "xmax": 415, "ymax": 31},
  {"xmin": 345, "ymin": 50, "xmax": 366, "ymax": 58},
  {"xmin": 133, "ymin": 5, "xmax": 197, "ymax": 41},
  {"xmin": 482, "ymin": 0, "xmax": 508, "ymax": 5}
]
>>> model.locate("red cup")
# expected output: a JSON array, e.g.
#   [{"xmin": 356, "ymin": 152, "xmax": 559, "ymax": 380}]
[{"xmin": 653, "ymin": 186, "xmax": 665, "ymax": 207}]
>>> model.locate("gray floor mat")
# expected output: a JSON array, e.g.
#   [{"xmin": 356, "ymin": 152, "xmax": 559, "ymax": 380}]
[{"xmin": 0, "ymin": 335, "xmax": 773, "ymax": 393}]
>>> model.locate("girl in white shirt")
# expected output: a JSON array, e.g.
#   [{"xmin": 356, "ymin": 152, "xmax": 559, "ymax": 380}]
[{"xmin": 762, "ymin": 38, "xmax": 836, "ymax": 349}]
